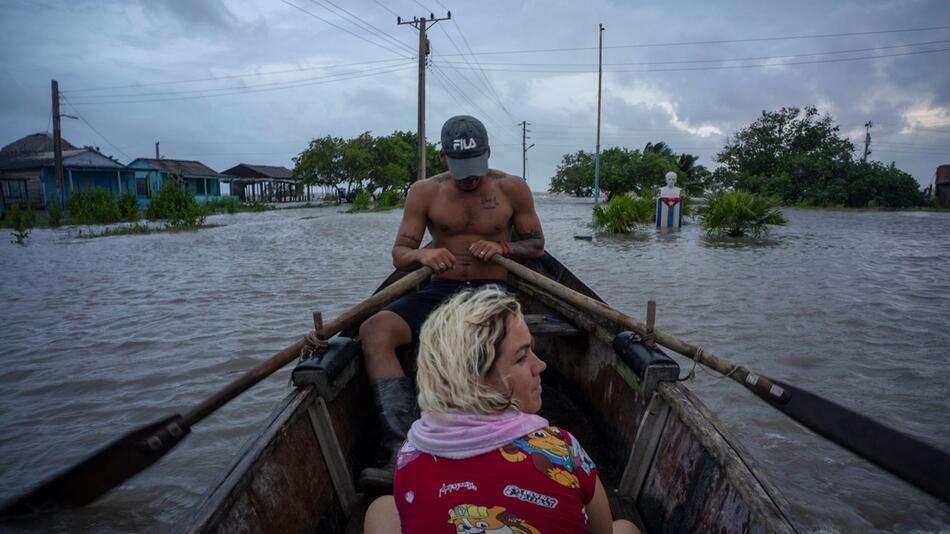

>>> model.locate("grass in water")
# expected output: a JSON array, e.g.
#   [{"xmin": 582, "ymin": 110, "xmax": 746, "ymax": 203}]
[{"xmin": 77, "ymin": 222, "xmax": 223, "ymax": 239}]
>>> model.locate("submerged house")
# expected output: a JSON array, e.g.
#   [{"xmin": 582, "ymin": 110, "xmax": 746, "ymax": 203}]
[
  {"xmin": 0, "ymin": 133, "xmax": 133, "ymax": 211},
  {"xmin": 129, "ymin": 158, "xmax": 226, "ymax": 203},
  {"xmin": 222, "ymin": 163, "xmax": 304, "ymax": 202}
]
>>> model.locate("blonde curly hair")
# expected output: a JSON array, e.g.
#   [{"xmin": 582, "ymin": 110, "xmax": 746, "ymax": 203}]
[{"xmin": 416, "ymin": 285, "xmax": 522, "ymax": 414}]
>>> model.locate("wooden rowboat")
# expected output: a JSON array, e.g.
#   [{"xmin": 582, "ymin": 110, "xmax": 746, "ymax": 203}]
[{"xmin": 183, "ymin": 253, "xmax": 798, "ymax": 533}]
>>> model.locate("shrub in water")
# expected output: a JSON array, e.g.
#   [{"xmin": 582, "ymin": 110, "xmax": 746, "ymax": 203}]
[
  {"xmin": 147, "ymin": 182, "xmax": 205, "ymax": 226},
  {"xmin": 88, "ymin": 188, "xmax": 120, "ymax": 224},
  {"xmin": 592, "ymin": 195, "xmax": 654, "ymax": 233},
  {"xmin": 352, "ymin": 189, "xmax": 371, "ymax": 211},
  {"xmin": 48, "ymin": 199, "xmax": 62, "ymax": 228},
  {"xmin": 118, "ymin": 192, "xmax": 140, "ymax": 222},
  {"xmin": 65, "ymin": 189, "xmax": 89, "ymax": 224},
  {"xmin": 377, "ymin": 189, "xmax": 404, "ymax": 209},
  {"xmin": 699, "ymin": 190, "xmax": 787, "ymax": 238},
  {"xmin": 8, "ymin": 203, "xmax": 35, "ymax": 245},
  {"xmin": 204, "ymin": 196, "xmax": 240, "ymax": 215}
]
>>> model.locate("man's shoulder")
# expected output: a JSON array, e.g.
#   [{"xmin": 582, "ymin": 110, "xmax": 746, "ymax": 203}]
[{"xmin": 489, "ymin": 170, "xmax": 532, "ymax": 198}]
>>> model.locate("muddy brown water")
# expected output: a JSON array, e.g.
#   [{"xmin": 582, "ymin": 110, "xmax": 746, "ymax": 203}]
[{"xmin": 1, "ymin": 196, "xmax": 948, "ymax": 532}]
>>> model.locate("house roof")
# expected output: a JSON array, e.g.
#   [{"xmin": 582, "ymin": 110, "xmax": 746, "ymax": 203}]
[
  {"xmin": 0, "ymin": 136, "xmax": 126, "ymax": 171},
  {"xmin": 0, "ymin": 133, "xmax": 91, "ymax": 170},
  {"xmin": 133, "ymin": 158, "xmax": 228, "ymax": 178},
  {"xmin": 1, "ymin": 132, "xmax": 78, "ymax": 157},
  {"xmin": 222, "ymin": 163, "xmax": 295, "ymax": 180}
]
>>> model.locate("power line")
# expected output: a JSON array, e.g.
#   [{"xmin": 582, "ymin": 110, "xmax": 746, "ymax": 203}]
[
  {"xmin": 436, "ymin": 39, "xmax": 950, "ymax": 68},
  {"xmin": 278, "ymin": 0, "xmax": 412, "ymax": 59},
  {"xmin": 439, "ymin": 8, "xmax": 516, "ymax": 122},
  {"xmin": 306, "ymin": 0, "xmax": 416, "ymax": 55},
  {"xmin": 68, "ymin": 61, "xmax": 415, "ymax": 101},
  {"xmin": 66, "ymin": 64, "xmax": 414, "ymax": 105},
  {"xmin": 60, "ymin": 95, "xmax": 133, "ymax": 161},
  {"xmin": 370, "ymin": 0, "xmax": 399, "ymax": 18},
  {"xmin": 434, "ymin": 25, "xmax": 950, "ymax": 57},
  {"xmin": 63, "ymin": 58, "xmax": 407, "ymax": 94},
  {"xmin": 433, "ymin": 46, "xmax": 950, "ymax": 73}
]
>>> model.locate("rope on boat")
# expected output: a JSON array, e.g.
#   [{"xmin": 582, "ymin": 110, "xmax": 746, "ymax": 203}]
[
  {"xmin": 299, "ymin": 331, "xmax": 329, "ymax": 360},
  {"xmin": 682, "ymin": 346, "xmax": 739, "ymax": 381}
]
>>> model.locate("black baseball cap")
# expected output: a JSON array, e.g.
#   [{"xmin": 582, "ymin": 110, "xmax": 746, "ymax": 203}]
[{"xmin": 441, "ymin": 115, "xmax": 489, "ymax": 180}]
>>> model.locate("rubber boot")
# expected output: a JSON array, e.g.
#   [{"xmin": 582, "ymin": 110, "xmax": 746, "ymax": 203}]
[{"xmin": 359, "ymin": 376, "xmax": 417, "ymax": 492}]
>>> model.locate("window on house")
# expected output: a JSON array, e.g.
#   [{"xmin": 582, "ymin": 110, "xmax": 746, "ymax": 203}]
[
  {"xmin": 193, "ymin": 179, "xmax": 206, "ymax": 195},
  {"xmin": 7, "ymin": 181, "xmax": 24, "ymax": 201},
  {"xmin": 136, "ymin": 178, "xmax": 149, "ymax": 197}
]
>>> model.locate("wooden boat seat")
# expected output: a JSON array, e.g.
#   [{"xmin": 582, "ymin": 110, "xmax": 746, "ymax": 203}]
[{"xmin": 523, "ymin": 313, "xmax": 582, "ymax": 336}]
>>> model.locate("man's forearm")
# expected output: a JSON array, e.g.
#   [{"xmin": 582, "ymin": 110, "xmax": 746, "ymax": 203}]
[
  {"xmin": 508, "ymin": 237, "xmax": 544, "ymax": 259},
  {"xmin": 392, "ymin": 246, "xmax": 422, "ymax": 270}
]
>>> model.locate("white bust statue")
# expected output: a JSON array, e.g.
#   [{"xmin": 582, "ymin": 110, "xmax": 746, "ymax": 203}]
[{"xmin": 659, "ymin": 171, "xmax": 681, "ymax": 198}]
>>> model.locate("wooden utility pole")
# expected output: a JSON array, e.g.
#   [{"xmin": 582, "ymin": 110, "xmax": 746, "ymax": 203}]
[
  {"xmin": 398, "ymin": 11, "xmax": 451, "ymax": 181},
  {"xmin": 51, "ymin": 80, "xmax": 64, "ymax": 200},
  {"xmin": 862, "ymin": 121, "xmax": 873, "ymax": 162},
  {"xmin": 593, "ymin": 23, "xmax": 604, "ymax": 207},
  {"xmin": 521, "ymin": 120, "xmax": 534, "ymax": 181}
]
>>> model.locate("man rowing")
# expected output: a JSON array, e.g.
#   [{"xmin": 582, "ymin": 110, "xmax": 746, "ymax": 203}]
[{"xmin": 358, "ymin": 115, "xmax": 545, "ymax": 489}]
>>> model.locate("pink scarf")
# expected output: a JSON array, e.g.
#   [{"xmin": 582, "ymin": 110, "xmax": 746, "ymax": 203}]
[{"xmin": 407, "ymin": 410, "xmax": 549, "ymax": 459}]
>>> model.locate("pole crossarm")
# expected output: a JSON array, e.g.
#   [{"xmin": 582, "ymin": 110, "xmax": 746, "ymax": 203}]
[{"xmin": 398, "ymin": 12, "xmax": 451, "ymax": 181}]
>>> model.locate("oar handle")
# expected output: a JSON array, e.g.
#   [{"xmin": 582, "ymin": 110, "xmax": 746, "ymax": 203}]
[
  {"xmin": 492, "ymin": 255, "xmax": 784, "ymax": 397},
  {"xmin": 492, "ymin": 255, "xmax": 950, "ymax": 503},
  {"xmin": 178, "ymin": 266, "xmax": 433, "ymax": 429}
]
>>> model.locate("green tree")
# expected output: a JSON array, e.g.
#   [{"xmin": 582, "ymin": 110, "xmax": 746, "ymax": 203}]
[
  {"xmin": 293, "ymin": 136, "xmax": 344, "ymax": 192},
  {"xmin": 715, "ymin": 106, "xmax": 855, "ymax": 205},
  {"xmin": 549, "ymin": 150, "xmax": 595, "ymax": 197},
  {"xmin": 372, "ymin": 132, "xmax": 414, "ymax": 193},
  {"xmin": 340, "ymin": 132, "xmax": 375, "ymax": 198}
]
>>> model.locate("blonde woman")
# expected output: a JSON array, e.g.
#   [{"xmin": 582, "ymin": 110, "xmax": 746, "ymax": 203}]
[{"xmin": 365, "ymin": 285, "xmax": 637, "ymax": 534}]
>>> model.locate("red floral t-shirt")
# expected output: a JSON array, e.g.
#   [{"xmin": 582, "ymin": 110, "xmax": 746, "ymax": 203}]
[{"xmin": 394, "ymin": 425, "xmax": 597, "ymax": 533}]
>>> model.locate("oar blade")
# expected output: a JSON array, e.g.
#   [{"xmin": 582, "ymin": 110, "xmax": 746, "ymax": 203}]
[
  {"xmin": 0, "ymin": 414, "xmax": 189, "ymax": 518},
  {"xmin": 765, "ymin": 380, "xmax": 950, "ymax": 504}
]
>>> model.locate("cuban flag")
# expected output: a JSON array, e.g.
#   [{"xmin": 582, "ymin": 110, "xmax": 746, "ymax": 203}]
[{"xmin": 656, "ymin": 197, "xmax": 683, "ymax": 229}]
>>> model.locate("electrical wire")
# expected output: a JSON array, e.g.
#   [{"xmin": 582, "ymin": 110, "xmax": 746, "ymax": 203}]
[
  {"xmin": 278, "ymin": 0, "xmax": 412, "ymax": 59},
  {"xmin": 433, "ymin": 46, "xmax": 950, "ymax": 73},
  {"xmin": 60, "ymin": 95, "xmax": 133, "ymax": 161},
  {"xmin": 63, "ymin": 58, "xmax": 408, "ymax": 94},
  {"xmin": 434, "ymin": 25, "xmax": 950, "ymax": 57},
  {"xmin": 67, "ymin": 61, "xmax": 415, "ymax": 101},
  {"xmin": 305, "ymin": 0, "xmax": 416, "ymax": 56},
  {"xmin": 66, "ymin": 64, "xmax": 415, "ymax": 105},
  {"xmin": 435, "ymin": 39, "xmax": 950, "ymax": 68}
]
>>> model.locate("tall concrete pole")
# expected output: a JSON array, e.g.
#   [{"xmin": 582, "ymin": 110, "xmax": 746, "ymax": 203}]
[
  {"xmin": 398, "ymin": 12, "xmax": 450, "ymax": 181},
  {"xmin": 52, "ymin": 80, "xmax": 64, "ymax": 201},
  {"xmin": 593, "ymin": 24, "xmax": 604, "ymax": 207}
]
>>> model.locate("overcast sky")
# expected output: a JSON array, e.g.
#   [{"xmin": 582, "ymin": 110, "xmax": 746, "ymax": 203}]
[{"xmin": 1, "ymin": 0, "xmax": 948, "ymax": 191}]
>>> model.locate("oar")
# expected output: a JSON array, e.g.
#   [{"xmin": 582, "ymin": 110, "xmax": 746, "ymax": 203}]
[
  {"xmin": 492, "ymin": 255, "xmax": 950, "ymax": 504},
  {"xmin": 0, "ymin": 266, "xmax": 433, "ymax": 517}
]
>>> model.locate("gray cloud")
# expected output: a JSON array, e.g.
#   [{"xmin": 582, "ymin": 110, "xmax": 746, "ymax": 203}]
[{"xmin": 1, "ymin": 0, "xmax": 947, "ymax": 190}]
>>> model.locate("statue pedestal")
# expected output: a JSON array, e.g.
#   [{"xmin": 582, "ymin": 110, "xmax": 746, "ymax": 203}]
[{"xmin": 656, "ymin": 196, "xmax": 683, "ymax": 229}]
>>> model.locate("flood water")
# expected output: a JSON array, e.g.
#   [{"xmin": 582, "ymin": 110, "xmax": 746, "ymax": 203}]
[{"xmin": 1, "ymin": 195, "xmax": 948, "ymax": 533}]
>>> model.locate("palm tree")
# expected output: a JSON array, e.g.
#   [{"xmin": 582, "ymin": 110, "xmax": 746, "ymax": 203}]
[{"xmin": 699, "ymin": 190, "xmax": 787, "ymax": 238}]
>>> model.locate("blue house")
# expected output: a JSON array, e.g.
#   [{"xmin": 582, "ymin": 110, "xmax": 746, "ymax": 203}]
[
  {"xmin": 129, "ymin": 158, "xmax": 226, "ymax": 204},
  {"xmin": 0, "ymin": 133, "xmax": 133, "ymax": 210}
]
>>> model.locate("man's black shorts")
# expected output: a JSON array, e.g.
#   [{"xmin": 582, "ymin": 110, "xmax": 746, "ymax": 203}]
[{"xmin": 382, "ymin": 277, "xmax": 508, "ymax": 342}]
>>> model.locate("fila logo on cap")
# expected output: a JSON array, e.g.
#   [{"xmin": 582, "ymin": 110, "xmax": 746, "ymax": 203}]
[{"xmin": 452, "ymin": 138, "xmax": 478, "ymax": 151}]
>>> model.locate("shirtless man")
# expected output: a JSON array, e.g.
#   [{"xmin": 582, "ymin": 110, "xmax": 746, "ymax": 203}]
[{"xmin": 358, "ymin": 115, "xmax": 544, "ymax": 489}]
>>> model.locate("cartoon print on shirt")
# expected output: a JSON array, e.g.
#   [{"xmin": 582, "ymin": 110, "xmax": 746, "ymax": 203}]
[
  {"xmin": 447, "ymin": 504, "xmax": 542, "ymax": 534},
  {"xmin": 396, "ymin": 440, "xmax": 421, "ymax": 470},
  {"xmin": 499, "ymin": 426, "xmax": 590, "ymax": 489}
]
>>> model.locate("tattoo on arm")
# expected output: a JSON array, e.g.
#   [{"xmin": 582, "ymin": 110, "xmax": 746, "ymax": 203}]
[
  {"xmin": 399, "ymin": 233, "xmax": 422, "ymax": 244},
  {"xmin": 508, "ymin": 227, "xmax": 545, "ymax": 259}
]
